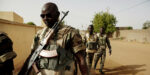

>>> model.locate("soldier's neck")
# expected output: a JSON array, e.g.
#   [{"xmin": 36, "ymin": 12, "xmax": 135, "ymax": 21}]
[{"xmin": 89, "ymin": 32, "xmax": 93, "ymax": 35}]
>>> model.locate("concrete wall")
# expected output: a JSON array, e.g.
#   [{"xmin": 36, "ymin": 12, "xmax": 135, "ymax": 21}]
[
  {"xmin": 0, "ymin": 19, "xmax": 43, "ymax": 73},
  {"xmin": 113, "ymin": 28, "xmax": 150, "ymax": 43},
  {"xmin": 0, "ymin": 11, "xmax": 23, "ymax": 23},
  {"xmin": 0, "ymin": 12, "xmax": 13, "ymax": 22},
  {"xmin": 13, "ymin": 12, "xmax": 24, "ymax": 23}
]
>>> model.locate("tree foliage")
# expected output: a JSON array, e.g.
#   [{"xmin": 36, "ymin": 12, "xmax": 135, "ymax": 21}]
[
  {"xmin": 26, "ymin": 22, "xmax": 36, "ymax": 26},
  {"xmin": 142, "ymin": 20, "xmax": 150, "ymax": 29},
  {"xmin": 60, "ymin": 21, "xmax": 65, "ymax": 25},
  {"xmin": 92, "ymin": 12, "xmax": 117, "ymax": 34},
  {"xmin": 127, "ymin": 26, "xmax": 133, "ymax": 30}
]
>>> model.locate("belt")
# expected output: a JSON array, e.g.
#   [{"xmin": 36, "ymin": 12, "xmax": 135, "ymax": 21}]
[{"xmin": 86, "ymin": 49, "xmax": 97, "ymax": 53}]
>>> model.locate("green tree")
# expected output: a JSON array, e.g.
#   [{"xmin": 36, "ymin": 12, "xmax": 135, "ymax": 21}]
[
  {"xmin": 92, "ymin": 12, "xmax": 117, "ymax": 34},
  {"xmin": 60, "ymin": 21, "xmax": 65, "ymax": 25},
  {"xmin": 142, "ymin": 20, "xmax": 150, "ymax": 29},
  {"xmin": 127, "ymin": 26, "xmax": 133, "ymax": 30},
  {"xmin": 26, "ymin": 22, "xmax": 36, "ymax": 26}
]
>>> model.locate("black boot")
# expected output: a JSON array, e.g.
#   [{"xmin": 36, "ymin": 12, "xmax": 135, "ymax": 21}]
[{"xmin": 99, "ymin": 69, "xmax": 105, "ymax": 74}]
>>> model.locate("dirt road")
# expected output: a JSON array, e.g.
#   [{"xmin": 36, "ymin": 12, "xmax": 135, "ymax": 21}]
[
  {"xmin": 92, "ymin": 40, "xmax": 150, "ymax": 75},
  {"xmin": 14, "ymin": 40, "xmax": 150, "ymax": 75}
]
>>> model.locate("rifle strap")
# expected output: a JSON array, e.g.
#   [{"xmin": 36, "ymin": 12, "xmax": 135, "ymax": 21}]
[{"xmin": 32, "ymin": 62, "xmax": 40, "ymax": 74}]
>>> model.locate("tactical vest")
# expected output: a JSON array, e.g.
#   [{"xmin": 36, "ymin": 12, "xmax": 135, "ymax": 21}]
[
  {"xmin": 85, "ymin": 33, "xmax": 98, "ymax": 50},
  {"xmin": 37, "ymin": 27, "xmax": 74, "ymax": 70},
  {"xmin": 99, "ymin": 35, "xmax": 107, "ymax": 49}
]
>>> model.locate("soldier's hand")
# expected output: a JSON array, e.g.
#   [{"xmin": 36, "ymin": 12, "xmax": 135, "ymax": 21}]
[{"xmin": 109, "ymin": 49, "xmax": 112, "ymax": 56}]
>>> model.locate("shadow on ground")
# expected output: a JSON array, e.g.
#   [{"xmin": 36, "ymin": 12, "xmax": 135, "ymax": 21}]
[{"xmin": 93, "ymin": 64, "xmax": 146, "ymax": 75}]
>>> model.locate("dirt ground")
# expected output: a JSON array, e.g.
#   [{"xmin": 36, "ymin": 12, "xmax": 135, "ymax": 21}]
[
  {"xmin": 14, "ymin": 40, "xmax": 150, "ymax": 75},
  {"xmin": 90, "ymin": 40, "xmax": 150, "ymax": 75}
]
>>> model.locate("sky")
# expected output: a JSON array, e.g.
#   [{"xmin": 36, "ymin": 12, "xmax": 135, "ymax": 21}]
[{"xmin": 0, "ymin": 0, "xmax": 150, "ymax": 30}]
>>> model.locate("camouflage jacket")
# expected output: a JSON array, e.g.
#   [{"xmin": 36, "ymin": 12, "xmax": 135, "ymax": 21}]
[
  {"xmin": 84, "ymin": 32, "xmax": 98, "ymax": 53},
  {"xmin": 97, "ymin": 33, "xmax": 111, "ymax": 49},
  {"xmin": 31, "ymin": 25, "xmax": 86, "ymax": 70}
]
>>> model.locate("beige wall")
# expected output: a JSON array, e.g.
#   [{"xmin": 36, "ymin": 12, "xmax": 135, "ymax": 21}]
[
  {"xmin": 41, "ymin": 20, "xmax": 46, "ymax": 27},
  {"xmin": 13, "ymin": 12, "xmax": 24, "ymax": 23},
  {"xmin": 113, "ymin": 28, "xmax": 150, "ymax": 43},
  {"xmin": 0, "ymin": 11, "xmax": 23, "ymax": 23},
  {"xmin": 0, "ymin": 19, "xmax": 43, "ymax": 74},
  {"xmin": 0, "ymin": 12, "xmax": 13, "ymax": 21}
]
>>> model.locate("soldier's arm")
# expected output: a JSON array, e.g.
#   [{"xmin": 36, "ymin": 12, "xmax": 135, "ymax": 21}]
[
  {"xmin": 75, "ymin": 50, "xmax": 89, "ymax": 75},
  {"xmin": 0, "ymin": 34, "xmax": 16, "ymax": 63},
  {"xmin": 71, "ymin": 29, "xmax": 89, "ymax": 75},
  {"xmin": 0, "ymin": 34, "xmax": 13, "ymax": 52},
  {"xmin": 96, "ymin": 35, "xmax": 100, "ymax": 48},
  {"xmin": 106, "ymin": 37, "xmax": 112, "ymax": 55},
  {"xmin": 106, "ymin": 37, "xmax": 111, "ymax": 49}
]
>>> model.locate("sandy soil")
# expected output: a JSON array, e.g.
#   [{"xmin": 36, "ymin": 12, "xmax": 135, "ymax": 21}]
[
  {"xmin": 14, "ymin": 40, "xmax": 150, "ymax": 75},
  {"xmin": 91, "ymin": 40, "xmax": 150, "ymax": 75}
]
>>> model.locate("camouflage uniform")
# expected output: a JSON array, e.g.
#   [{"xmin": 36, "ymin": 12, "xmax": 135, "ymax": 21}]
[
  {"xmin": 29, "ymin": 25, "xmax": 85, "ymax": 75},
  {"xmin": 84, "ymin": 32, "xmax": 98, "ymax": 70},
  {"xmin": 94, "ymin": 33, "xmax": 111, "ymax": 71},
  {"xmin": 0, "ymin": 32, "xmax": 16, "ymax": 75}
]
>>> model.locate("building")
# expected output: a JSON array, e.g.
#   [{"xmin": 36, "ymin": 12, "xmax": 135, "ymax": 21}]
[{"xmin": 0, "ymin": 11, "xmax": 24, "ymax": 23}]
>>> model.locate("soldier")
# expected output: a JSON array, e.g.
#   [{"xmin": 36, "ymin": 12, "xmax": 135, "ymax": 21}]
[
  {"xmin": 0, "ymin": 31, "xmax": 17, "ymax": 75},
  {"xmin": 84, "ymin": 25, "xmax": 98, "ymax": 73},
  {"xmin": 93, "ymin": 27, "xmax": 112, "ymax": 74},
  {"xmin": 19, "ymin": 2, "xmax": 88, "ymax": 75}
]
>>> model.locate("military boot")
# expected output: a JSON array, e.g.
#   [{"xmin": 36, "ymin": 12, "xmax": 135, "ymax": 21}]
[{"xmin": 99, "ymin": 69, "xmax": 105, "ymax": 74}]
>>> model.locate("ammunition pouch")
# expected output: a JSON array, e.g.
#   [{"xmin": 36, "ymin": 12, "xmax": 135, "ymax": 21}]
[
  {"xmin": 0, "ymin": 51, "xmax": 17, "ymax": 63},
  {"xmin": 38, "ymin": 45, "xmax": 73, "ymax": 70},
  {"xmin": 100, "ymin": 45, "xmax": 106, "ymax": 49},
  {"xmin": 86, "ymin": 42, "xmax": 97, "ymax": 50}
]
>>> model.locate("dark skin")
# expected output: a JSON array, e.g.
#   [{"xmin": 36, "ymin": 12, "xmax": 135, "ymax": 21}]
[
  {"xmin": 41, "ymin": 3, "xmax": 89, "ymax": 75},
  {"xmin": 41, "ymin": 3, "xmax": 59, "ymax": 28},
  {"xmin": 100, "ymin": 27, "xmax": 105, "ymax": 36},
  {"xmin": 88, "ymin": 25, "xmax": 94, "ymax": 35}
]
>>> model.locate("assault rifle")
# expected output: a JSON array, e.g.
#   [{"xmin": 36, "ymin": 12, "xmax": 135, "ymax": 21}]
[{"xmin": 19, "ymin": 11, "xmax": 69, "ymax": 75}]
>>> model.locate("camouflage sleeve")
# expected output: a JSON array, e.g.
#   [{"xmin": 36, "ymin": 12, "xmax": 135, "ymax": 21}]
[
  {"xmin": 71, "ymin": 29, "xmax": 86, "ymax": 54},
  {"xmin": 106, "ymin": 37, "xmax": 111, "ymax": 49}
]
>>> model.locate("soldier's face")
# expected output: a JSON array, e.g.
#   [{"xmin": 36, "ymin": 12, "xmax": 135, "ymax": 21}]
[
  {"xmin": 100, "ymin": 28, "xmax": 105, "ymax": 34},
  {"xmin": 88, "ymin": 26, "xmax": 93, "ymax": 33},
  {"xmin": 41, "ymin": 6, "xmax": 59, "ymax": 28}
]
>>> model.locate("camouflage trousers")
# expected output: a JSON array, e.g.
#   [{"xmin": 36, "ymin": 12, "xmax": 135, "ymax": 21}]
[
  {"xmin": 94, "ymin": 49, "xmax": 106, "ymax": 70},
  {"xmin": 86, "ymin": 53, "xmax": 95, "ymax": 69}
]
